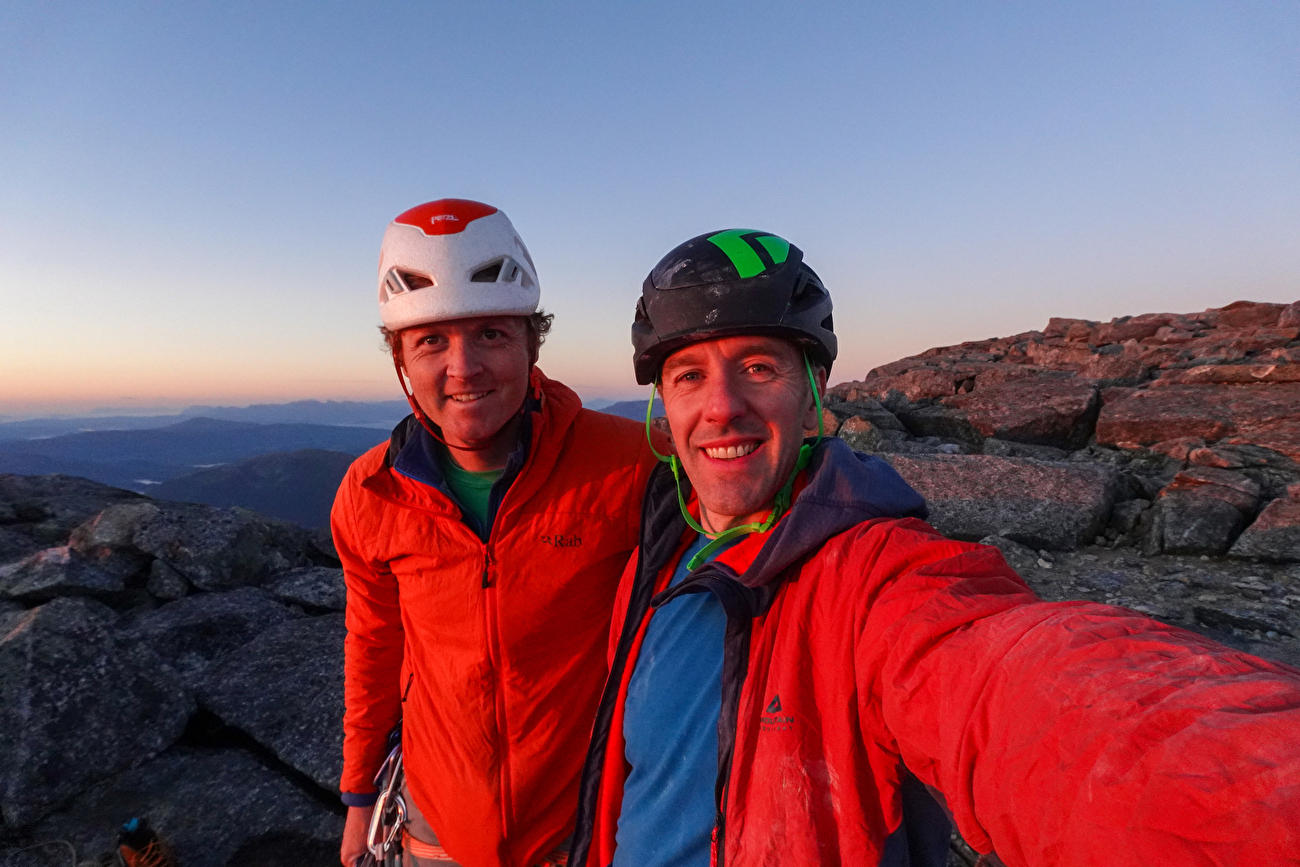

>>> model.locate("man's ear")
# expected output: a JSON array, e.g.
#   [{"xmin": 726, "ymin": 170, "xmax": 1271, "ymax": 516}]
[{"xmin": 802, "ymin": 366, "xmax": 829, "ymax": 433}]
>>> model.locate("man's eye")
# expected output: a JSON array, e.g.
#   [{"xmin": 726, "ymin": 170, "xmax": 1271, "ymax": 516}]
[{"xmin": 482, "ymin": 329, "xmax": 501, "ymax": 340}]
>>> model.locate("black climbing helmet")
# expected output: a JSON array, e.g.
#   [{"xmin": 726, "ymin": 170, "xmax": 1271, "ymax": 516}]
[{"xmin": 631, "ymin": 229, "xmax": 837, "ymax": 385}]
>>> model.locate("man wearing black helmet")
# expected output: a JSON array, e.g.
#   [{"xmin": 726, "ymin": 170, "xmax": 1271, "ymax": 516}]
[{"xmin": 568, "ymin": 230, "xmax": 1300, "ymax": 867}]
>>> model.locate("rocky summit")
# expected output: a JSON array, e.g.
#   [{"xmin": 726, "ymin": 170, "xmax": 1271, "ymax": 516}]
[
  {"xmin": 0, "ymin": 475, "xmax": 346, "ymax": 867},
  {"xmin": 1, "ymin": 298, "xmax": 1298, "ymax": 866},
  {"xmin": 824, "ymin": 298, "xmax": 1300, "ymax": 670}
]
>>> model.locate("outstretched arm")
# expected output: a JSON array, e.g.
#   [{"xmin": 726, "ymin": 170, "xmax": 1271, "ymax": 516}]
[{"xmin": 853, "ymin": 519, "xmax": 1300, "ymax": 867}]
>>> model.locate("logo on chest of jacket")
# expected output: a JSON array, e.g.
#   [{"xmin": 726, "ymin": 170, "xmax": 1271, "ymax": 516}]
[
  {"xmin": 540, "ymin": 533, "xmax": 582, "ymax": 548},
  {"xmin": 760, "ymin": 694, "xmax": 793, "ymax": 733}
]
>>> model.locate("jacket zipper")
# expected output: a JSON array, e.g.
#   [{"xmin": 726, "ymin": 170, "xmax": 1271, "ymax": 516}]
[
  {"xmin": 712, "ymin": 790, "xmax": 733, "ymax": 867},
  {"xmin": 481, "ymin": 446, "xmax": 524, "ymax": 845},
  {"xmin": 711, "ymin": 698, "xmax": 736, "ymax": 867},
  {"xmin": 382, "ymin": 394, "xmax": 542, "ymax": 856},
  {"xmin": 479, "ymin": 537, "xmax": 513, "ymax": 843}
]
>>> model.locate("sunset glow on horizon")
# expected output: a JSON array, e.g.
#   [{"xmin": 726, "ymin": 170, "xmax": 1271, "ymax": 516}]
[{"xmin": 3, "ymin": 3, "xmax": 1298, "ymax": 419}]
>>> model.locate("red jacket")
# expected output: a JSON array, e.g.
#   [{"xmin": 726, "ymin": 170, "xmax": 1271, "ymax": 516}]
[
  {"xmin": 572, "ymin": 438, "xmax": 1300, "ymax": 867},
  {"xmin": 332, "ymin": 370, "xmax": 661, "ymax": 867}
]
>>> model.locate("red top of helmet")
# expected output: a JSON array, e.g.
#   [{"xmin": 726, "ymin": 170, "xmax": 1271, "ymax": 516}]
[{"xmin": 394, "ymin": 199, "xmax": 499, "ymax": 236}]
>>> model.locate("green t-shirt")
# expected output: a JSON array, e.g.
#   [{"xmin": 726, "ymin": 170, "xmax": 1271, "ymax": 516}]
[{"xmin": 440, "ymin": 454, "xmax": 504, "ymax": 532}]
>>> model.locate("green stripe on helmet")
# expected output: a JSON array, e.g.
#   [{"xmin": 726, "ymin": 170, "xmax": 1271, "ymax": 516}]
[
  {"xmin": 707, "ymin": 229, "xmax": 790, "ymax": 279},
  {"xmin": 756, "ymin": 234, "xmax": 790, "ymax": 266},
  {"xmin": 707, "ymin": 230, "xmax": 765, "ymax": 278}
]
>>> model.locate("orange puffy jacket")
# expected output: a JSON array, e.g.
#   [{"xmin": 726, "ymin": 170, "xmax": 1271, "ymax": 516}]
[{"xmin": 332, "ymin": 370, "xmax": 662, "ymax": 867}]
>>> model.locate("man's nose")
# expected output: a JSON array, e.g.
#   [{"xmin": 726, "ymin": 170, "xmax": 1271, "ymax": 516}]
[
  {"xmin": 444, "ymin": 336, "xmax": 484, "ymax": 379},
  {"xmin": 700, "ymin": 371, "xmax": 747, "ymax": 426}
]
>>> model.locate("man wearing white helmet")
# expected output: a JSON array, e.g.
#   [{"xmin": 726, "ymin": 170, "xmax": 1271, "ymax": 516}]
[{"xmin": 333, "ymin": 199, "xmax": 662, "ymax": 867}]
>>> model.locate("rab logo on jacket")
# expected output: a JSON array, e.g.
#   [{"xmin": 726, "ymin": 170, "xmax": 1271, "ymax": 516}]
[
  {"xmin": 761, "ymin": 694, "xmax": 792, "ymax": 733},
  {"xmin": 540, "ymin": 534, "xmax": 583, "ymax": 548}
]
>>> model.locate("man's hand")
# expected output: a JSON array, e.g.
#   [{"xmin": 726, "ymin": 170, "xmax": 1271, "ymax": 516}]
[{"xmin": 340, "ymin": 804, "xmax": 375, "ymax": 867}]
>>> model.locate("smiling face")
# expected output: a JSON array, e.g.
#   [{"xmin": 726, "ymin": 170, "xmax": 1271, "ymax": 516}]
[
  {"xmin": 659, "ymin": 335, "xmax": 826, "ymax": 533},
  {"xmin": 398, "ymin": 316, "xmax": 532, "ymax": 467}
]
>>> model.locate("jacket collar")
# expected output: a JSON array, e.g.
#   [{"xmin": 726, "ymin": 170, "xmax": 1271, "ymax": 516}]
[
  {"xmin": 390, "ymin": 395, "xmax": 536, "ymax": 489},
  {"xmin": 652, "ymin": 436, "xmax": 928, "ymax": 591},
  {"xmin": 361, "ymin": 367, "xmax": 582, "ymax": 514}
]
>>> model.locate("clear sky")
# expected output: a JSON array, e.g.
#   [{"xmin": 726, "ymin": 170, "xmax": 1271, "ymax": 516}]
[{"xmin": 2, "ymin": 1, "xmax": 1297, "ymax": 418}]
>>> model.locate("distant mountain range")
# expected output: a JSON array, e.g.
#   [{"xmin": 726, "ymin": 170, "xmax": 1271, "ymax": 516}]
[
  {"xmin": 0, "ymin": 398, "xmax": 663, "ymax": 529},
  {"xmin": 0, "ymin": 417, "xmax": 387, "ymax": 493},
  {"xmin": 152, "ymin": 448, "xmax": 358, "ymax": 529},
  {"xmin": 0, "ymin": 399, "xmax": 412, "ymax": 440},
  {"xmin": 133, "ymin": 403, "xmax": 660, "ymax": 530},
  {"xmin": 0, "ymin": 396, "xmax": 660, "ymax": 439},
  {"xmin": 597, "ymin": 398, "xmax": 663, "ymax": 421}
]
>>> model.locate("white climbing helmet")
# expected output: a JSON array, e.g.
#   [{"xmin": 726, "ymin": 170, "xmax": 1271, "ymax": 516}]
[{"xmin": 377, "ymin": 198, "xmax": 540, "ymax": 330}]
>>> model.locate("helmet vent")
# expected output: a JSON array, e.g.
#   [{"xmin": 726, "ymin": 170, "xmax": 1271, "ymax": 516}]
[
  {"xmin": 378, "ymin": 200, "xmax": 541, "ymax": 329},
  {"xmin": 789, "ymin": 278, "xmax": 823, "ymax": 310},
  {"xmin": 383, "ymin": 271, "xmax": 406, "ymax": 299},
  {"xmin": 471, "ymin": 260, "xmax": 503, "ymax": 283},
  {"xmin": 382, "ymin": 269, "xmax": 435, "ymax": 301},
  {"xmin": 399, "ymin": 271, "xmax": 434, "ymax": 290}
]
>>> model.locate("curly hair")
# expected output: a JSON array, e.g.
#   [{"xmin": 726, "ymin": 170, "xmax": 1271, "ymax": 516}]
[{"xmin": 381, "ymin": 311, "xmax": 554, "ymax": 367}]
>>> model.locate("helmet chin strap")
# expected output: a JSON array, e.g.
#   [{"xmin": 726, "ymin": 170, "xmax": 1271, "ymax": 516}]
[
  {"xmin": 645, "ymin": 352, "xmax": 824, "ymax": 571},
  {"xmin": 392, "ymin": 355, "xmax": 526, "ymax": 454}
]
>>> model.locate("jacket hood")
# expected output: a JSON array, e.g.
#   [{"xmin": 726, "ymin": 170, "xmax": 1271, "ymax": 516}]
[
  {"xmin": 660, "ymin": 436, "xmax": 925, "ymax": 600},
  {"xmin": 734, "ymin": 436, "xmax": 927, "ymax": 589},
  {"xmin": 700, "ymin": 436, "xmax": 927, "ymax": 592}
]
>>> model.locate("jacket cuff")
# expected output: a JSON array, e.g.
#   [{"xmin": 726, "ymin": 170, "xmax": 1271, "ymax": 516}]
[{"xmin": 342, "ymin": 790, "xmax": 379, "ymax": 808}]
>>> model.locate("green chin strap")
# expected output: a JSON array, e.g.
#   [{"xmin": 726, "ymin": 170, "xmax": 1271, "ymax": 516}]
[{"xmin": 645, "ymin": 352, "xmax": 825, "ymax": 571}]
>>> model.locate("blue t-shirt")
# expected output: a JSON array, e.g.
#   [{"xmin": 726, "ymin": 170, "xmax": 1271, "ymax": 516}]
[{"xmin": 615, "ymin": 533, "xmax": 740, "ymax": 867}]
